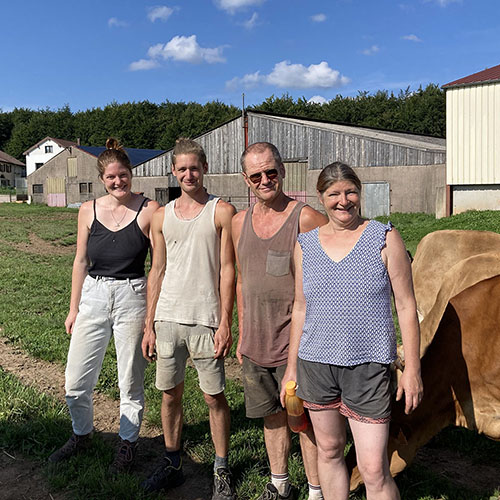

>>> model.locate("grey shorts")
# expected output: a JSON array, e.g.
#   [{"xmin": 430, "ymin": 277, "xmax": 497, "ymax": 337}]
[
  {"xmin": 241, "ymin": 356, "xmax": 287, "ymax": 419},
  {"xmin": 154, "ymin": 321, "xmax": 225, "ymax": 395},
  {"xmin": 297, "ymin": 358, "xmax": 392, "ymax": 423}
]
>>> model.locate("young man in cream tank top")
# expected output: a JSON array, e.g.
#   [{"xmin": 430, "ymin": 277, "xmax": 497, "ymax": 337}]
[
  {"xmin": 141, "ymin": 138, "xmax": 236, "ymax": 500},
  {"xmin": 232, "ymin": 142, "xmax": 327, "ymax": 500}
]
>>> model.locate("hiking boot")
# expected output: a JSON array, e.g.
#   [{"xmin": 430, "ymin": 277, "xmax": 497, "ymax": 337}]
[
  {"xmin": 108, "ymin": 439, "xmax": 138, "ymax": 475},
  {"xmin": 140, "ymin": 456, "xmax": 185, "ymax": 493},
  {"xmin": 258, "ymin": 482, "xmax": 296, "ymax": 500},
  {"xmin": 48, "ymin": 432, "xmax": 93, "ymax": 463},
  {"xmin": 212, "ymin": 467, "xmax": 236, "ymax": 500}
]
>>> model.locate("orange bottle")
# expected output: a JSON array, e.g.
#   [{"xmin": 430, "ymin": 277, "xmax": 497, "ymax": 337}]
[{"xmin": 285, "ymin": 380, "xmax": 308, "ymax": 433}]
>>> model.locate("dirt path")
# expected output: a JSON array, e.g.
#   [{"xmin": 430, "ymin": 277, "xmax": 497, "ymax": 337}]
[{"xmin": 0, "ymin": 337, "xmax": 212, "ymax": 500}]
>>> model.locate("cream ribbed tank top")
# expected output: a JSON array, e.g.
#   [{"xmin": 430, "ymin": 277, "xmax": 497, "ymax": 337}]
[{"xmin": 154, "ymin": 196, "xmax": 221, "ymax": 328}]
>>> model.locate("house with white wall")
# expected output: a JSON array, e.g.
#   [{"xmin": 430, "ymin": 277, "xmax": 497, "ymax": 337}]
[
  {"xmin": 24, "ymin": 137, "xmax": 77, "ymax": 176},
  {"xmin": 443, "ymin": 63, "xmax": 500, "ymax": 214}
]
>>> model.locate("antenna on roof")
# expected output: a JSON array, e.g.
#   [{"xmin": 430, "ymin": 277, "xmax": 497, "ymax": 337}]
[{"xmin": 242, "ymin": 93, "xmax": 245, "ymax": 117}]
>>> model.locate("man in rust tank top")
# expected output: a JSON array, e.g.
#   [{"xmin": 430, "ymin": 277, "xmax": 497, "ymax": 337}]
[{"xmin": 232, "ymin": 142, "xmax": 327, "ymax": 500}]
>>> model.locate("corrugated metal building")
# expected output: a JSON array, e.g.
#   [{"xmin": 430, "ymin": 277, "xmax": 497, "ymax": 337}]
[
  {"xmin": 443, "ymin": 63, "xmax": 500, "ymax": 214},
  {"xmin": 135, "ymin": 110, "xmax": 446, "ymax": 216}
]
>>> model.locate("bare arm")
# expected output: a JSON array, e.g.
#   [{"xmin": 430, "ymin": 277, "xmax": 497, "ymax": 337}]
[
  {"xmin": 232, "ymin": 210, "xmax": 246, "ymax": 364},
  {"xmin": 142, "ymin": 207, "xmax": 166, "ymax": 362},
  {"xmin": 213, "ymin": 201, "xmax": 237, "ymax": 359},
  {"xmin": 280, "ymin": 242, "xmax": 306, "ymax": 406},
  {"xmin": 65, "ymin": 202, "xmax": 92, "ymax": 334},
  {"xmin": 384, "ymin": 228, "xmax": 423, "ymax": 414},
  {"xmin": 299, "ymin": 205, "xmax": 328, "ymax": 233}
]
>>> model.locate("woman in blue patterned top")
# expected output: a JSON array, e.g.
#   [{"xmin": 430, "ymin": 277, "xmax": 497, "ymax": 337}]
[{"xmin": 281, "ymin": 162, "xmax": 423, "ymax": 500}]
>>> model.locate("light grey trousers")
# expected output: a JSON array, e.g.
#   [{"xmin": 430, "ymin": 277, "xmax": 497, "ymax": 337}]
[{"xmin": 65, "ymin": 275, "xmax": 148, "ymax": 442}]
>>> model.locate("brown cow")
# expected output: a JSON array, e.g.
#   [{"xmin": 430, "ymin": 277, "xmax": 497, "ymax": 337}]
[{"xmin": 349, "ymin": 230, "xmax": 500, "ymax": 490}]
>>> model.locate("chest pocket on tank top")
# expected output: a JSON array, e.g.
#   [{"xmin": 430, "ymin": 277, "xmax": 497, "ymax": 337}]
[{"xmin": 266, "ymin": 250, "xmax": 291, "ymax": 277}]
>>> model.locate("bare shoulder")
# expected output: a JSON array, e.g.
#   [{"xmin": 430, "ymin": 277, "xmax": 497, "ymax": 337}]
[
  {"xmin": 216, "ymin": 198, "xmax": 237, "ymax": 217},
  {"xmin": 78, "ymin": 200, "xmax": 94, "ymax": 224},
  {"xmin": 143, "ymin": 197, "xmax": 160, "ymax": 212},
  {"xmin": 231, "ymin": 208, "xmax": 247, "ymax": 230},
  {"xmin": 215, "ymin": 199, "xmax": 236, "ymax": 228},
  {"xmin": 386, "ymin": 225, "xmax": 405, "ymax": 250},
  {"xmin": 299, "ymin": 205, "xmax": 328, "ymax": 233}
]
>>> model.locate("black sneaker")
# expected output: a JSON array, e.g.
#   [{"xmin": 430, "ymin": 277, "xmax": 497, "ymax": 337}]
[
  {"xmin": 140, "ymin": 456, "xmax": 185, "ymax": 493},
  {"xmin": 108, "ymin": 439, "xmax": 138, "ymax": 475},
  {"xmin": 48, "ymin": 432, "xmax": 93, "ymax": 463},
  {"xmin": 212, "ymin": 467, "xmax": 236, "ymax": 500},
  {"xmin": 257, "ymin": 482, "xmax": 295, "ymax": 500}
]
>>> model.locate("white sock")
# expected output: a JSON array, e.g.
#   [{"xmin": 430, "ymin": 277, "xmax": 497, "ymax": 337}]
[
  {"xmin": 271, "ymin": 473, "xmax": 290, "ymax": 496},
  {"xmin": 308, "ymin": 483, "xmax": 324, "ymax": 500}
]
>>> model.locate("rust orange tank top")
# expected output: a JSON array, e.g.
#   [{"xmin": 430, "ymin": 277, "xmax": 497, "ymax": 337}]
[{"xmin": 237, "ymin": 201, "xmax": 305, "ymax": 367}]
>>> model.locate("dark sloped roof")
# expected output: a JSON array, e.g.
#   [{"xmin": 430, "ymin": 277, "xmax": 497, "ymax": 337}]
[
  {"xmin": 23, "ymin": 136, "xmax": 78, "ymax": 155},
  {"xmin": 77, "ymin": 146, "xmax": 166, "ymax": 166},
  {"xmin": 443, "ymin": 63, "xmax": 500, "ymax": 88},
  {"xmin": 0, "ymin": 149, "xmax": 25, "ymax": 166}
]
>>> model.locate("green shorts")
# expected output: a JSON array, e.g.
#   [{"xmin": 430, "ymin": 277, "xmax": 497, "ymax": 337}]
[
  {"xmin": 154, "ymin": 321, "xmax": 225, "ymax": 395},
  {"xmin": 241, "ymin": 356, "xmax": 287, "ymax": 419}
]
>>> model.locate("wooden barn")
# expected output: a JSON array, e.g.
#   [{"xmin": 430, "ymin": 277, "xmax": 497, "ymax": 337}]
[
  {"xmin": 134, "ymin": 110, "xmax": 446, "ymax": 217},
  {"xmin": 442, "ymin": 63, "xmax": 500, "ymax": 214}
]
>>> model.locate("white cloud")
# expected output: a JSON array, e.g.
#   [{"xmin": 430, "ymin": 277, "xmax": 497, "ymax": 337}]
[
  {"xmin": 214, "ymin": 0, "xmax": 265, "ymax": 14},
  {"xmin": 142, "ymin": 35, "xmax": 226, "ymax": 65},
  {"xmin": 147, "ymin": 6, "xmax": 174, "ymax": 22},
  {"xmin": 108, "ymin": 17, "xmax": 128, "ymax": 28},
  {"xmin": 311, "ymin": 13, "xmax": 326, "ymax": 22},
  {"xmin": 129, "ymin": 59, "xmax": 160, "ymax": 71},
  {"xmin": 308, "ymin": 95, "xmax": 328, "ymax": 104},
  {"xmin": 425, "ymin": 0, "xmax": 461, "ymax": 6},
  {"xmin": 243, "ymin": 12, "xmax": 259, "ymax": 29},
  {"xmin": 402, "ymin": 34, "xmax": 422, "ymax": 42},
  {"xmin": 361, "ymin": 45, "xmax": 380, "ymax": 56},
  {"xmin": 227, "ymin": 61, "xmax": 350, "ymax": 90}
]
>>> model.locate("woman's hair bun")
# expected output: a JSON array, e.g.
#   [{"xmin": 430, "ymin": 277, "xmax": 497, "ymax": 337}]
[{"xmin": 105, "ymin": 137, "xmax": 123, "ymax": 151}]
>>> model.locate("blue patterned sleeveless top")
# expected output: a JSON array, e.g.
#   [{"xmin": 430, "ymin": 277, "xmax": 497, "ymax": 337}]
[{"xmin": 297, "ymin": 220, "xmax": 397, "ymax": 366}]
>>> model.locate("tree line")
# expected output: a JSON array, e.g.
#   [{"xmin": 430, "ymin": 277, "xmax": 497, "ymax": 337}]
[{"xmin": 0, "ymin": 84, "xmax": 445, "ymax": 161}]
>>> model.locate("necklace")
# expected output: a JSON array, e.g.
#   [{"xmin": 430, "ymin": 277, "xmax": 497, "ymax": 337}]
[{"xmin": 110, "ymin": 205, "xmax": 128, "ymax": 227}]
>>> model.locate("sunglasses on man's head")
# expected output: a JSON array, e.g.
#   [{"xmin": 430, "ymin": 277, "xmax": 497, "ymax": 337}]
[{"xmin": 247, "ymin": 168, "xmax": 279, "ymax": 184}]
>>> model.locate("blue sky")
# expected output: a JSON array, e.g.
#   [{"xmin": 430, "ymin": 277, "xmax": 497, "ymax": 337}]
[{"xmin": 1, "ymin": 0, "xmax": 499, "ymax": 112}]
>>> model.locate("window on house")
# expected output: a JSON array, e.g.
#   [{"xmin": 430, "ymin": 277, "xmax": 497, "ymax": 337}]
[
  {"xmin": 45, "ymin": 145, "xmax": 53, "ymax": 153},
  {"xmin": 79, "ymin": 182, "xmax": 92, "ymax": 194},
  {"xmin": 6, "ymin": 165, "xmax": 11, "ymax": 173},
  {"xmin": 33, "ymin": 184, "xmax": 43, "ymax": 194},
  {"xmin": 0, "ymin": 164, "xmax": 4, "ymax": 172},
  {"xmin": 35, "ymin": 163, "xmax": 44, "ymax": 170}
]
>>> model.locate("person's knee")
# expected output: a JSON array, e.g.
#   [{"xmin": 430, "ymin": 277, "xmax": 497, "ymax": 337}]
[
  {"xmin": 203, "ymin": 391, "xmax": 228, "ymax": 411},
  {"xmin": 357, "ymin": 459, "xmax": 387, "ymax": 490},
  {"xmin": 162, "ymin": 385, "xmax": 183, "ymax": 407},
  {"xmin": 316, "ymin": 436, "xmax": 346, "ymax": 461}
]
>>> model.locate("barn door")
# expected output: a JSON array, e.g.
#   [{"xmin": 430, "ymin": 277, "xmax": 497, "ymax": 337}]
[
  {"xmin": 47, "ymin": 177, "xmax": 66, "ymax": 207},
  {"xmin": 361, "ymin": 182, "xmax": 390, "ymax": 218}
]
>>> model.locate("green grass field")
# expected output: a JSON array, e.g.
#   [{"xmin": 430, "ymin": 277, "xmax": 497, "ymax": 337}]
[{"xmin": 0, "ymin": 203, "xmax": 499, "ymax": 499}]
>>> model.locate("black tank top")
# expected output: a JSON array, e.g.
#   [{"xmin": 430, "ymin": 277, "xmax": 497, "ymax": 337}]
[{"xmin": 87, "ymin": 198, "xmax": 150, "ymax": 279}]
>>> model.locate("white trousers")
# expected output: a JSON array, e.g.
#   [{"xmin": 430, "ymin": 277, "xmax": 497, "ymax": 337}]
[{"xmin": 65, "ymin": 275, "xmax": 147, "ymax": 442}]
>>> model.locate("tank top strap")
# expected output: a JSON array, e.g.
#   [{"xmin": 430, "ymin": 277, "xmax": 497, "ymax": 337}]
[
  {"xmin": 134, "ymin": 197, "xmax": 148, "ymax": 220},
  {"xmin": 93, "ymin": 199, "xmax": 97, "ymax": 221}
]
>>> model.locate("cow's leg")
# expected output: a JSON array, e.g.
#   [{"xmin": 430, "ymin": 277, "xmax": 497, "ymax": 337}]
[
  {"xmin": 308, "ymin": 409, "xmax": 349, "ymax": 500},
  {"xmin": 349, "ymin": 419, "xmax": 400, "ymax": 500}
]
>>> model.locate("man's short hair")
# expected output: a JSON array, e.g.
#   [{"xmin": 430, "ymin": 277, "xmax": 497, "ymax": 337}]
[
  {"xmin": 240, "ymin": 142, "xmax": 282, "ymax": 172},
  {"xmin": 172, "ymin": 138, "xmax": 207, "ymax": 166}
]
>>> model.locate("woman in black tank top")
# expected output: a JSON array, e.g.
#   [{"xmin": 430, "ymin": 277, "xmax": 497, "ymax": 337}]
[{"xmin": 49, "ymin": 138, "xmax": 159, "ymax": 472}]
